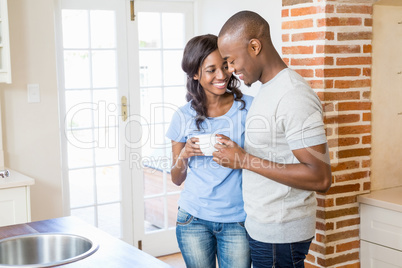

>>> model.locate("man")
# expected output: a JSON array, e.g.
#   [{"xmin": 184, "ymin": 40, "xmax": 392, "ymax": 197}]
[{"xmin": 213, "ymin": 10, "xmax": 332, "ymax": 267}]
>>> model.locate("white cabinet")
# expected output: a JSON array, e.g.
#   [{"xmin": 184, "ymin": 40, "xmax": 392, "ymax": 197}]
[
  {"xmin": 361, "ymin": 240, "xmax": 402, "ymax": 268},
  {"xmin": 0, "ymin": 186, "xmax": 31, "ymax": 226},
  {"xmin": 359, "ymin": 187, "xmax": 402, "ymax": 267},
  {"xmin": 0, "ymin": 0, "xmax": 11, "ymax": 83},
  {"xmin": 0, "ymin": 169, "xmax": 34, "ymax": 227}
]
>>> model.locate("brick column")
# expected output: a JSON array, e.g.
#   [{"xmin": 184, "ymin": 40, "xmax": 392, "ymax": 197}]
[{"xmin": 282, "ymin": 1, "xmax": 373, "ymax": 267}]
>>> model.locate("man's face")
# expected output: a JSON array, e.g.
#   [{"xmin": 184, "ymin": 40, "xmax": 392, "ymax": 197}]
[{"xmin": 218, "ymin": 36, "xmax": 259, "ymax": 87}]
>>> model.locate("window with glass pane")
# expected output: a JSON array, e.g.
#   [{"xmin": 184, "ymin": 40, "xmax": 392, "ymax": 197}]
[
  {"xmin": 138, "ymin": 12, "xmax": 186, "ymax": 233},
  {"xmin": 62, "ymin": 9, "xmax": 122, "ymax": 238}
]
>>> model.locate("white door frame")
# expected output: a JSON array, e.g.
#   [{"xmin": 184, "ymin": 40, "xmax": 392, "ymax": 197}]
[
  {"xmin": 55, "ymin": 0, "xmax": 134, "ymax": 244},
  {"xmin": 127, "ymin": 0, "xmax": 194, "ymax": 256},
  {"xmin": 55, "ymin": 0, "xmax": 195, "ymax": 256}
]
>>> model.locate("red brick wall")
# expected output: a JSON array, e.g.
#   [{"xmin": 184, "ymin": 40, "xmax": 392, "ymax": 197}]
[{"xmin": 282, "ymin": 0, "xmax": 373, "ymax": 267}]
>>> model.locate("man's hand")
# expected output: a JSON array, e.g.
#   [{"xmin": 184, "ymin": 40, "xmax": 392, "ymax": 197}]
[{"xmin": 212, "ymin": 134, "xmax": 248, "ymax": 169}]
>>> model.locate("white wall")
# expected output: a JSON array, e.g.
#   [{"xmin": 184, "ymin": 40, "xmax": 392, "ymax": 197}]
[
  {"xmin": 0, "ymin": 0, "xmax": 63, "ymax": 221},
  {"xmin": 195, "ymin": 0, "xmax": 283, "ymax": 96},
  {"xmin": 370, "ymin": 2, "xmax": 402, "ymax": 190}
]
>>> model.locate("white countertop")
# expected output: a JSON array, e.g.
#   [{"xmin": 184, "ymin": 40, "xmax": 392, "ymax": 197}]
[
  {"xmin": 358, "ymin": 186, "xmax": 402, "ymax": 213},
  {"xmin": 0, "ymin": 168, "xmax": 35, "ymax": 189}
]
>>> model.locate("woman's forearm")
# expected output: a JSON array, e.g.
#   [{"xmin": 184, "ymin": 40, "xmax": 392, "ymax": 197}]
[{"xmin": 171, "ymin": 154, "xmax": 188, "ymax": 186}]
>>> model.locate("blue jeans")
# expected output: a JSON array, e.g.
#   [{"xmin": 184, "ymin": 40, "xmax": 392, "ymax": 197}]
[
  {"xmin": 176, "ymin": 207, "xmax": 251, "ymax": 268},
  {"xmin": 247, "ymin": 233, "xmax": 312, "ymax": 268}
]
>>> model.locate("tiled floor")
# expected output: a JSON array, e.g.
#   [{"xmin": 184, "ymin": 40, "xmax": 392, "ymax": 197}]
[{"xmin": 157, "ymin": 252, "xmax": 186, "ymax": 268}]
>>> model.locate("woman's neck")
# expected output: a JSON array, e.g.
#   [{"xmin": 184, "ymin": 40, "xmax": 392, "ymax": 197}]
[{"xmin": 206, "ymin": 93, "xmax": 234, "ymax": 118}]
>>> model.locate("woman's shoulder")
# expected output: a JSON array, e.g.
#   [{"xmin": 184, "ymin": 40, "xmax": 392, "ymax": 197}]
[
  {"xmin": 174, "ymin": 100, "xmax": 191, "ymax": 111},
  {"xmin": 240, "ymin": 94, "xmax": 254, "ymax": 108},
  {"xmin": 241, "ymin": 94, "xmax": 254, "ymax": 102},
  {"xmin": 172, "ymin": 101, "xmax": 195, "ymax": 118}
]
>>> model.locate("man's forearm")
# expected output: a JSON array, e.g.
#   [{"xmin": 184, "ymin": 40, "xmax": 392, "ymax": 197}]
[{"xmin": 241, "ymin": 152, "xmax": 331, "ymax": 193}]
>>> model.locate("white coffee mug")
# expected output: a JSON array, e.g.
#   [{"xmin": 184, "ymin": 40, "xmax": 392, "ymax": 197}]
[{"xmin": 193, "ymin": 134, "xmax": 218, "ymax": 156}]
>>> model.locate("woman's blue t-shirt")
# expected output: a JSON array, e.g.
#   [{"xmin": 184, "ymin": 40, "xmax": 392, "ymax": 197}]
[{"xmin": 166, "ymin": 94, "xmax": 254, "ymax": 222}]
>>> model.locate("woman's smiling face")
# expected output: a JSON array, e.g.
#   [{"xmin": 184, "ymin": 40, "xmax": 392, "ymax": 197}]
[{"xmin": 193, "ymin": 49, "xmax": 231, "ymax": 97}]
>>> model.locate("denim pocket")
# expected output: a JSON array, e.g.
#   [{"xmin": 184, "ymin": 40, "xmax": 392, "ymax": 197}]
[{"xmin": 176, "ymin": 207, "xmax": 194, "ymax": 226}]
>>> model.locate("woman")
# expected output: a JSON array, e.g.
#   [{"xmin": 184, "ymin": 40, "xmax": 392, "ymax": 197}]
[{"xmin": 166, "ymin": 34, "xmax": 253, "ymax": 268}]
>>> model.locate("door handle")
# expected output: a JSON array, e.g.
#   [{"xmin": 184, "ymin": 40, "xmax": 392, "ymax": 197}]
[
  {"xmin": 121, "ymin": 96, "xmax": 128, "ymax": 122},
  {"xmin": 130, "ymin": 0, "xmax": 135, "ymax": 21}
]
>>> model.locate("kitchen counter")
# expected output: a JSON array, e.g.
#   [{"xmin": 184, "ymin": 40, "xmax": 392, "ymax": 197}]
[
  {"xmin": 0, "ymin": 216, "xmax": 172, "ymax": 267},
  {"xmin": 357, "ymin": 186, "xmax": 402, "ymax": 213},
  {"xmin": 0, "ymin": 168, "xmax": 35, "ymax": 189}
]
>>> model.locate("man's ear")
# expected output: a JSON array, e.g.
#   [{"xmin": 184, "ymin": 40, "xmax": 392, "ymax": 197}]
[{"xmin": 249, "ymin": 39, "xmax": 262, "ymax": 56}]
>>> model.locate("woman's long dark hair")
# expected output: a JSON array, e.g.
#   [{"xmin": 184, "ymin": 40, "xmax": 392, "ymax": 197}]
[{"xmin": 181, "ymin": 34, "xmax": 245, "ymax": 130}]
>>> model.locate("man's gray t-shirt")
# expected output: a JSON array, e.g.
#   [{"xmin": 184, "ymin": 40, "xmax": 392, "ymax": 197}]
[{"xmin": 243, "ymin": 68, "xmax": 327, "ymax": 243}]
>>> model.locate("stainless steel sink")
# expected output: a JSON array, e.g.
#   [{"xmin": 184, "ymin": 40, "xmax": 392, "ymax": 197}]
[{"xmin": 0, "ymin": 233, "xmax": 99, "ymax": 267}]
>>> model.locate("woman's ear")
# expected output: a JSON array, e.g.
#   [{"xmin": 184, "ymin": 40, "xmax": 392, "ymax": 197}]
[
  {"xmin": 249, "ymin": 39, "xmax": 262, "ymax": 56},
  {"xmin": 193, "ymin": 73, "xmax": 199, "ymax": 80}
]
